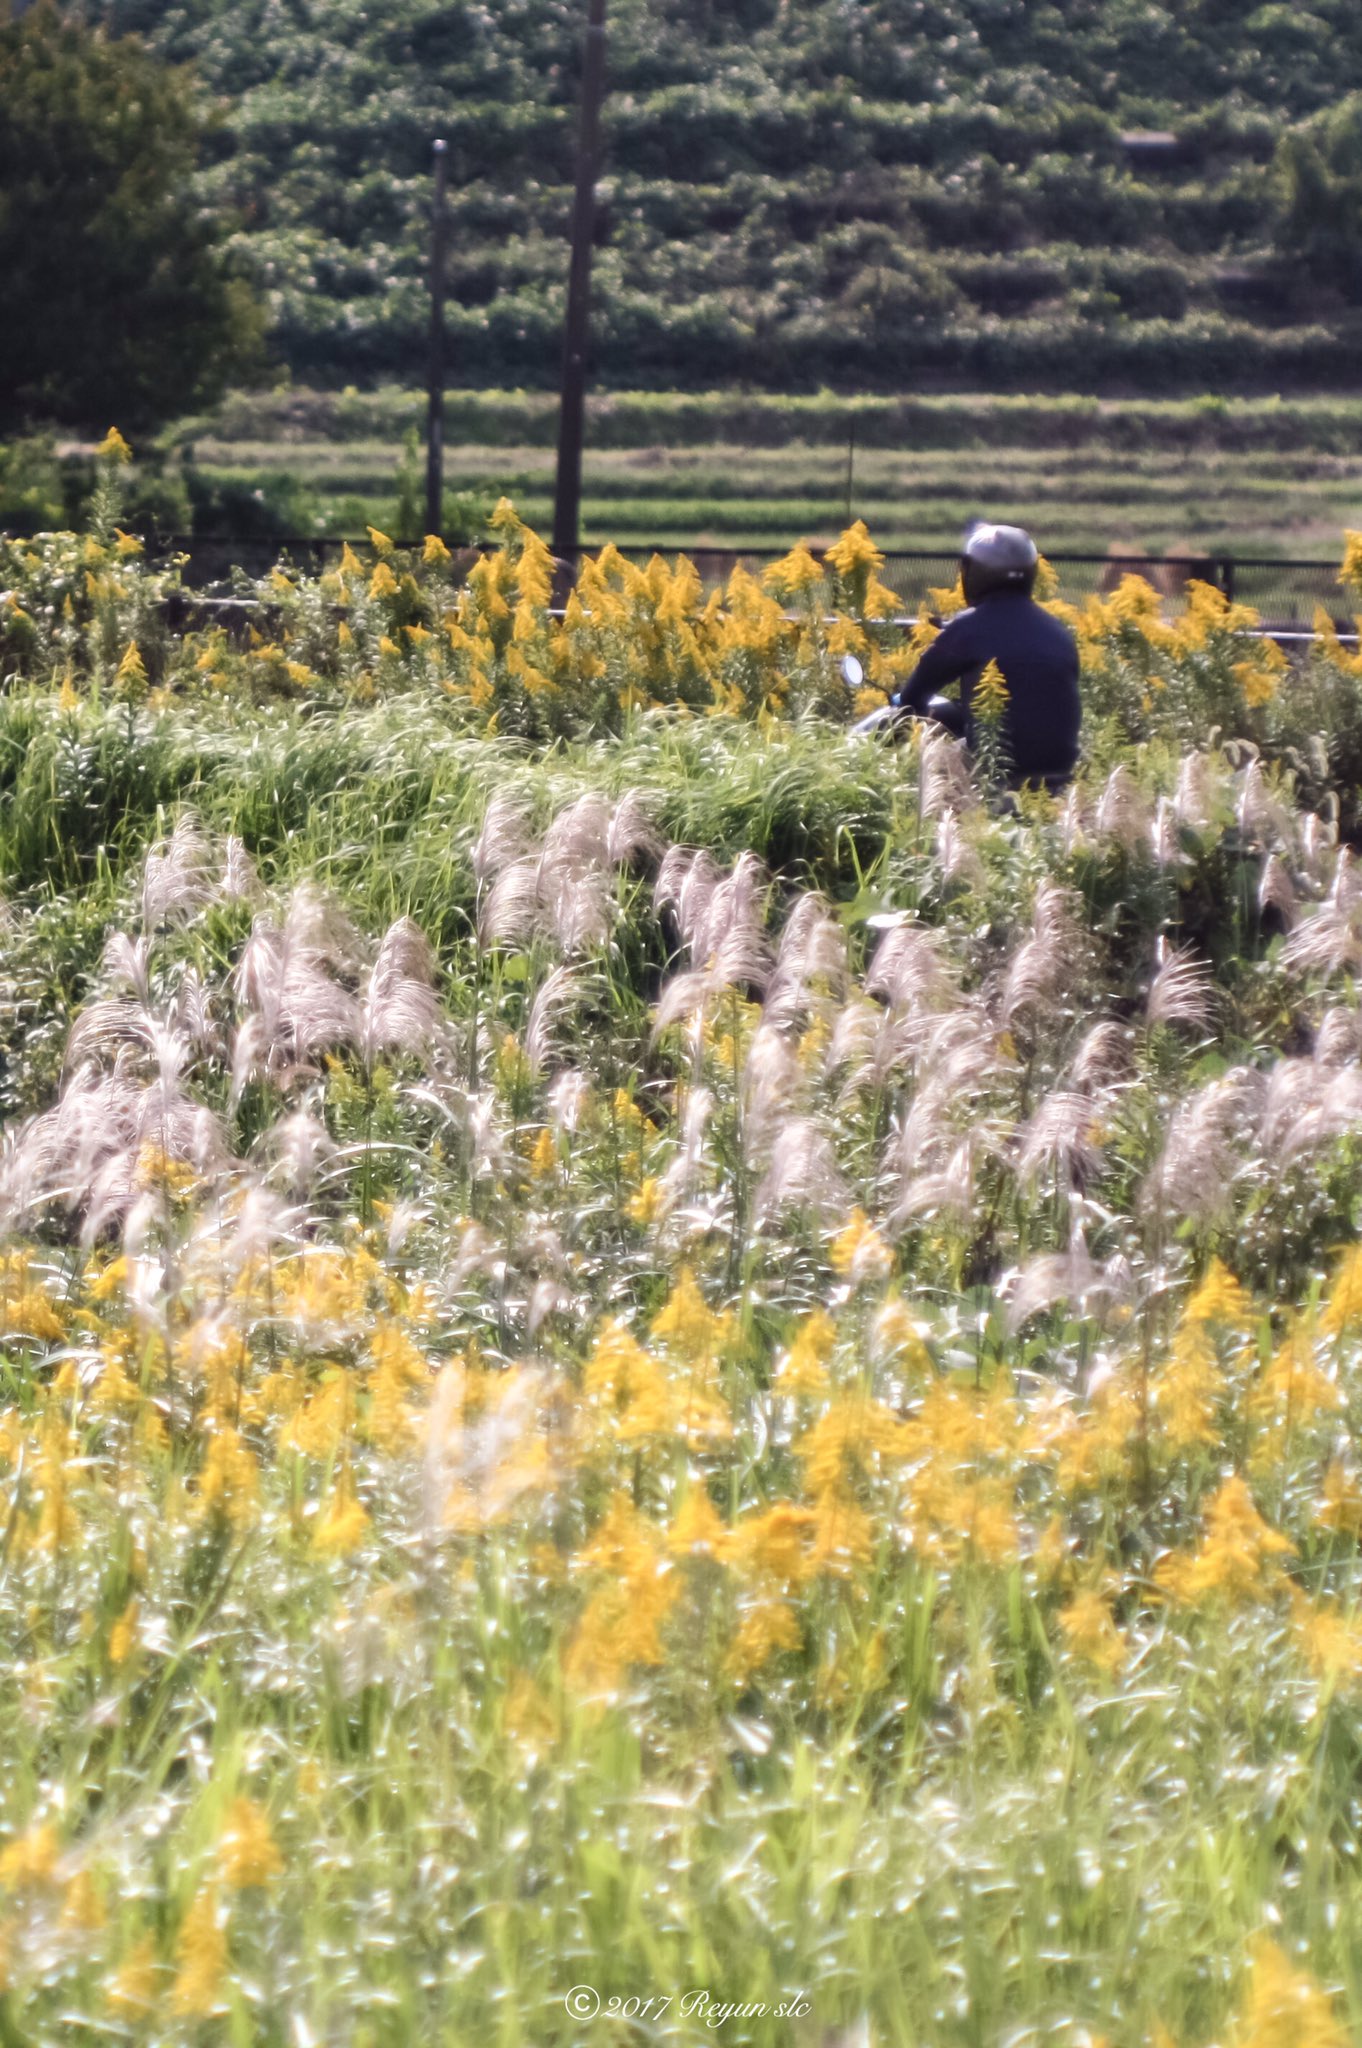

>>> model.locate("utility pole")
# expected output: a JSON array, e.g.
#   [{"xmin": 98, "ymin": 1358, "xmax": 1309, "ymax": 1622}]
[
  {"xmin": 552, "ymin": 0, "xmax": 608, "ymax": 575},
  {"xmin": 425, "ymin": 138, "xmax": 449, "ymax": 539}
]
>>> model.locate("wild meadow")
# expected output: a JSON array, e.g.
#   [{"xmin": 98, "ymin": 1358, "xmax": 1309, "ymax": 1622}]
[{"xmin": 6, "ymin": 436, "xmax": 1362, "ymax": 2043}]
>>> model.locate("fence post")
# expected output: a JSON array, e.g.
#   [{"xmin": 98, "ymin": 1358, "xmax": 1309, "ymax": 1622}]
[
  {"xmin": 425, "ymin": 139, "xmax": 449, "ymax": 540},
  {"xmin": 1220, "ymin": 555, "xmax": 1235, "ymax": 604},
  {"xmin": 552, "ymin": 0, "xmax": 609, "ymax": 588}
]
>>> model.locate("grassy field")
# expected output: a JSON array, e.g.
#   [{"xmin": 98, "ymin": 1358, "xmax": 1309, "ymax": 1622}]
[
  {"xmin": 6, "ymin": 465, "xmax": 1362, "ymax": 2041},
  {"xmin": 175, "ymin": 388, "xmax": 1362, "ymax": 557}
]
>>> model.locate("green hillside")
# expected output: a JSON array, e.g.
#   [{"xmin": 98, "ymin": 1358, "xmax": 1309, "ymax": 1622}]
[{"xmin": 103, "ymin": 0, "xmax": 1362, "ymax": 391}]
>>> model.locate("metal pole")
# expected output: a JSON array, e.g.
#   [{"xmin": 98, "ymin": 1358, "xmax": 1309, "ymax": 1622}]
[
  {"xmin": 844, "ymin": 416, "xmax": 855, "ymax": 525},
  {"xmin": 552, "ymin": 0, "xmax": 608, "ymax": 573},
  {"xmin": 426, "ymin": 138, "xmax": 448, "ymax": 539}
]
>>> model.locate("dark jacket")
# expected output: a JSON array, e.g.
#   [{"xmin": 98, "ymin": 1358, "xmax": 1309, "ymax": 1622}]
[{"xmin": 892, "ymin": 590, "xmax": 1081, "ymax": 782}]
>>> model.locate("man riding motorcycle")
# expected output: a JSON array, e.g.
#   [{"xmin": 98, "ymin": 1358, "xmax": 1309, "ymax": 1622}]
[{"xmin": 889, "ymin": 522, "xmax": 1081, "ymax": 791}]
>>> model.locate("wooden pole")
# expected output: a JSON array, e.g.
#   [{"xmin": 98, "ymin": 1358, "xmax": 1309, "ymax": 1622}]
[
  {"xmin": 552, "ymin": 0, "xmax": 608, "ymax": 574},
  {"xmin": 425, "ymin": 138, "xmax": 449, "ymax": 539}
]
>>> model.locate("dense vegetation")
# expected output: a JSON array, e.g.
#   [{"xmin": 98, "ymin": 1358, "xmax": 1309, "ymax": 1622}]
[
  {"xmin": 6, "ymin": 449, "xmax": 1362, "ymax": 2035},
  {"xmin": 94, "ymin": 0, "xmax": 1362, "ymax": 391},
  {"xmin": 0, "ymin": 4, "xmax": 261, "ymax": 430}
]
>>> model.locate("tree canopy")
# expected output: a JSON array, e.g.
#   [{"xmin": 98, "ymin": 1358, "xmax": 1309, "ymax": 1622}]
[{"xmin": 0, "ymin": 3, "xmax": 262, "ymax": 432}]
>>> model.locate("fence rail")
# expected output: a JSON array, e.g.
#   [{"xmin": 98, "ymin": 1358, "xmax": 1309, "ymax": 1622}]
[{"xmin": 142, "ymin": 536, "xmax": 1350, "ymax": 627}]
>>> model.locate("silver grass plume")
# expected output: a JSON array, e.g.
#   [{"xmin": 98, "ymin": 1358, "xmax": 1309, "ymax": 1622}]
[
  {"xmin": 472, "ymin": 794, "xmax": 532, "ymax": 890},
  {"xmin": 1236, "ymin": 757, "xmax": 1293, "ymax": 848},
  {"xmin": 606, "ymin": 787, "xmax": 663, "ymax": 868},
  {"xmin": 262, "ymin": 1109, "xmax": 336, "ymax": 1194},
  {"xmin": 742, "ymin": 1023, "xmax": 802, "ymax": 1154},
  {"xmin": 661, "ymin": 1084, "xmax": 715, "ymax": 1208},
  {"xmin": 1258, "ymin": 853, "xmax": 1298, "ymax": 929},
  {"xmin": 221, "ymin": 835, "xmax": 263, "ymax": 904},
  {"xmin": 1173, "ymin": 751, "xmax": 1216, "ymax": 833},
  {"xmin": 754, "ymin": 1115, "xmax": 848, "ymax": 1223},
  {"xmin": 140, "ymin": 812, "xmax": 215, "ymax": 929},
  {"xmin": 1314, "ymin": 1007, "xmax": 1362, "ymax": 1067},
  {"xmin": 1002, "ymin": 882, "xmax": 1085, "ymax": 1024},
  {"xmin": 102, "ymin": 931, "xmax": 151, "ymax": 999},
  {"xmin": 936, "ymin": 808, "xmax": 985, "ymax": 887},
  {"xmin": 1006, "ymin": 1228, "xmax": 1133, "ymax": 1332},
  {"xmin": 548, "ymin": 1069, "xmax": 591, "ymax": 1134},
  {"xmin": 1094, "ymin": 763, "xmax": 1150, "ymax": 853},
  {"xmin": 479, "ymin": 855, "xmax": 542, "ymax": 948},
  {"xmin": 865, "ymin": 918, "xmax": 957, "ymax": 1020},
  {"xmin": 918, "ymin": 725, "xmax": 974, "ymax": 819},
  {"xmin": 1068, "ymin": 1019, "xmax": 1133, "ymax": 1093},
  {"xmin": 360, "ymin": 916, "xmax": 444, "ymax": 1066},
  {"xmin": 1146, "ymin": 943, "xmax": 1216, "ymax": 1032},
  {"xmin": 1142, "ymin": 1067, "xmax": 1264, "ymax": 1225},
  {"xmin": 525, "ymin": 965, "xmax": 583, "ymax": 1075},
  {"xmin": 1015, "ymin": 1087, "xmax": 1106, "ymax": 1190},
  {"xmin": 1260, "ymin": 1056, "xmax": 1362, "ymax": 1166},
  {"xmin": 762, "ymin": 893, "xmax": 849, "ymax": 1036},
  {"xmin": 1149, "ymin": 796, "xmax": 1182, "ymax": 869}
]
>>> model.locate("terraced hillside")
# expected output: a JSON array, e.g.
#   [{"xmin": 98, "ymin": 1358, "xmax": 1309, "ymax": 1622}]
[{"xmin": 105, "ymin": 0, "xmax": 1362, "ymax": 390}]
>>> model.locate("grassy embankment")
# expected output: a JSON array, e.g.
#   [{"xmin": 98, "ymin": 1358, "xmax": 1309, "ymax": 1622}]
[{"xmin": 174, "ymin": 387, "xmax": 1362, "ymax": 560}]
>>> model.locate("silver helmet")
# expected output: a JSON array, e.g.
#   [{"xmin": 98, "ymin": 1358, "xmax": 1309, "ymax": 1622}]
[{"xmin": 960, "ymin": 522, "xmax": 1039, "ymax": 603}]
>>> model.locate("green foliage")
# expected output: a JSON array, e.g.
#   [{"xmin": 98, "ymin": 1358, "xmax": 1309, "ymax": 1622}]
[
  {"xmin": 1275, "ymin": 92, "xmax": 1362, "ymax": 299},
  {"xmin": 0, "ymin": 2, "xmax": 264, "ymax": 432},
  {"xmin": 80, "ymin": 0, "xmax": 1362, "ymax": 391}
]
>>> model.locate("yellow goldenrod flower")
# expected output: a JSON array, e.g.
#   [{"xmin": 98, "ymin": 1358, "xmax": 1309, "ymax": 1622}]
[
  {"xmin": 0, "ymin": 1823, "xmax": 58, "ymax": 1890},
  {"xmin": 106, "ymin": 1933, "xmax": 160, "ymax": 2014},
  {"xmin": 1155, "ymin": 1474, "xmax": 1295, "ymax": 1606},
  {"xmin": 775, "ymin": 1308, "xmax": 836, "ymax": 1395},
  {"xmin": 218, "ymin": 1797, "xmax": 283, "ymax": 1888},
  {"xmin": 96, "ymin": 426, "xmax": 132, "ymax": 465},
  {"xmin": 829, "ymin": 1207, "xmax": 893, "ymax": 1285},
  {"xmin": 1184, "ymin": 1258, "xmax": 1252, "ymax": 1327},
  {"xmin": 170, "ymin": 1886, "xmax": 227, "ymax": 2018},
  {"xmin": 366, "ymin": 525, "xmax": 394, "ymax": 556},
  {"xmin": 1057, "ymin": 1584, "xmax": 1126, "ymax": 1673},
  {"xmin": 1232, "ymin": 1934, "xmax": 1347, "ymax": 2048},
  {"xmin": 974, "ymin": 658, "xmax": 1009, "ymax": 725},
  {"xmin": 423, "ymin": 532, "xmax": 451, "ymax": 565}
]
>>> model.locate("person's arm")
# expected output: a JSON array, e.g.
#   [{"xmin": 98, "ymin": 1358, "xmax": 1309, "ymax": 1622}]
[{"xmin": 891, "ymin": 611, "xmax": 977, "ymax": 711}]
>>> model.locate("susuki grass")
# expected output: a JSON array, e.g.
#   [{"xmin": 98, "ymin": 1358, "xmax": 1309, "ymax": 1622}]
[{"xmin": 6, "ymin": 443, "xmax": 1362, "ymax": 2042}]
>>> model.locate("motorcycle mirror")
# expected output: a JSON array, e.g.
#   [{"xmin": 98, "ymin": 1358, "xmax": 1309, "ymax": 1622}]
[{"xmin": 840, "ymin": 653, "xmax": 864, "ymax": 690}]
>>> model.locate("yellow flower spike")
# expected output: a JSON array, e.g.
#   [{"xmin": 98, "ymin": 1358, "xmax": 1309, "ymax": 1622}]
[
  {"xmin": 667, "ymin": 1485, "xmax": 727, "ymax": 1558},
  {"xmin": 1154, "ymin": 1473, "xmax": 1295, "ymax": 1607},
  {"xmin": 61, "ymin": 1867, "xmax": 106, "ymax": 1932},
  {"xmin": 1232, "ymin": 1934, "xmax": 1347, "ymax": 2048},
  {"xmin": 0, "ymin": 1822, "xmax": 58, "ymax": 1890},
  {"xmin": 96, "ymin": 426, "xmax": 132, "ymax": 465},
  {"xmin": 112, "ymin": 528, "xmax": 143, "ymax": 558},
  {"xmin": 1184, "ymin": 1257, "xmax": 1252, "ymax": 1326},
  {"xmin": 314, "ymin": 1464, "xmax": 371, "ymax": 1554},
  {"xmin": 775, "ymin": 1308, "xmax": 836, "ymax": 1396},
  {"xmin": 339, "ymin": 541, "xmax": 363, "ymax": 577},
  {"xmin": 369, "ymin": 560, "xmax": 400, "ymax": 600},
  {"xmin": 761, "ymin": 545, "xmax": 823, "ymax": 601},
  {"xmin": 115, "ymin": 641, "xmax": 146, "ymax": 688},
  {"xmin": 1057, "ymin": 1584, "xmax": 1126, "ymax": 1673},
  {"xmin": 108, "ymin": 1596, "xmax": 139, "ymax": 1665},
  {"xmin": 829, "ymin": 1207, "xmax": 893, "ymax": 1284},
  {"xmin": 170, "ymin": 1885, "xmax": 227, "ymax": 2018},
  {"xmin": 218, "ymin": 1797, "xmax": 283, "ymax": 1888},
  {"xmin": 528, "ymin": 1127, "xmax": 558, "ymax": 1180},
  {"xmin": 365, "ymin": 524, "xmax": 394, "ymax": 556},
  {"xmin": 106, "ymin": 1934, "xmax": 160, "ymax": 2014},
  {"xmin": 973, "ymin": 657, "xmax": 1009, "ymax": 725},
  {"xmin": 423, "ymin": 532, "xmax": 451, "ymax": 565}
]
